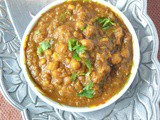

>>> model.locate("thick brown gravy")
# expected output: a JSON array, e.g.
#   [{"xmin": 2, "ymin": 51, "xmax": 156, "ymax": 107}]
[{"xmin": 25, "ymin": 1, "xmax": 133, "ymax": 107}]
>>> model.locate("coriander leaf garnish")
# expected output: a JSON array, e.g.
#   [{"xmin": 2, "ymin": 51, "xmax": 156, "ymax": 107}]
[
  {"xmin": 37, "ymin": 41, "xmax": 51, "ymax": 55},
  {"xmin": 37, "ymin": 47, "xmax": 43, "ymax": 55},
  {"xmin": 65, "ymin": 10, "xmax": 71, "ymax": 16},
  {"xmin": 73, "ymin": 41, "xmax": 80, "ymax": 51},
  {"xmin": 86, "ymin": 71, "xmax": 91, "ymax": 79},
  {"xmin": 96, "ymin": 17, "xmax": 115, "ymax": 30},
  {"xmin": 83, "ymin": 59, "xmax": 92, "ymax": 80},
  {"xmin": 73, "ymin": 52, "xmax": 81, "ymax": 61},
  {"xmin": 35, "ymin": 30, "xmax": 40, "ymax": 35},
  {"xmin": 73, "ymin": 41, "xmax": 86, "ymax": 54},
  {"xmin": 85, "ymin": 59, "xmax": 92, "ymax": 71},
  {"xmin": 41, "ymin": 41, "xmax": 51, "ymax": 51},
  {"xmin": 84, "ymin": 81, "xmax": 93, "ymax": 90},
  {"xmin": 68, "ymin": 38, "xmax": 86, "ymax": 61},
  {"xmin": 50, "ymin": 39, "xmax": 54, "ymax": 44},
  {"xmin": 71, "ymin": 73, "xmax": 78, "ymax": 82},
  {"xmin": 78, "ymin": 82, "xmax": 94, "ymax": 99},
  {"xmin": 80, "ymin": 25, "xmax": 87, "ymax": 31},
  {"xmin": 68, "ymin": 38, "xmax": 76, "ymax": 51},
  {"xmin": 80, "ymin": 73, "xmax": 86, "ymax": 76},
  {"xmin": 75, "ymin": 45, "xmax": 86, "ymax": 54},
  {"xmin": 78, "ymin": 90, "xmax": 94, "ymax": 98}
]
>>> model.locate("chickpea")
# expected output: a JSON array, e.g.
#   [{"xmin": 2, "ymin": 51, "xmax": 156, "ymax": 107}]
[
  {"xmin": 51, "ymin": 70, "xmax": 61, "ymax": 79},
  {"xmin": 52, "ymin": 52, "xmax": 59, "ymax": 61},
  {"xmin": 74, "ymin": 81, "xmax": 83, "ymax": 92},
  {"xmin": 48, "ymin": 84, "xmax": 54, "ymax": 92},
  {"xmin": 121, "ymin": 48, "xmax": 129, "ymax": 58},
  {"xmin": 34, "ymin": 32, "xmax": 45, "ymax": 43},
  {"xmin": 76, "ymin": 21, "xmax": 85, "ymax": 30},
  {"xmin": 68, "ymin": 52, "xmax": 72, "ymax": 58},
  {"xmin": 55, "ymin": 43, "xmax": 67, "ymax": 53},
  {"xmin": 93, "ymin": 84, "xmax": 99, "ymax": 92},
  {"xmin": 115, "ymin": 27, "xmax": 123, "ymax": 45},
  {"xmin": 44, "ymin": 49, "xmax": 52, "ymax": 56},
  {"xmin": 59, "ymin": 90, "xmax": 64, "ymax": 97},
  {"xmin": 108, "ymin": 12, "xmax": 115, "ymax": 20},
  {"xmin": 91, "ymin": 71, "xmax": 101, "ymax": 83},
  {"xmin": 57, "ymin": 68, "xmax": 63, "ymax": 72},
  {"xmin": 42, "ymin": 73, "xmax": 52, "ymax": 81},
  {"xmin": 79, "ymin": 53, "xmax": 88, "ymax": 58},
  {"xmin": 68, "ymin": 4, "xmax": 75, "ymax": 10},
  {"xmin": 44, "ymin": 49, "xmax": 53, "ymax": 59},
  {"xmin": 111, "ymin": 53, "xmax": 122, "ymax": 65},
  {"xmin": 59, "ymin": 87, "xmax": 68, "ymax": 97},
  {"xmin": 78, "ymin": 76, "xmax": 85, "ymax": 85},
  {"xmin": 83, "ymin": 25, "xmax": 96, "ymax": 37},
  {"xmin": 65, "ymin": 67, "xmax": 71, "ymax": 75},
  {"xmin": 64, "ymin": 76, "xmax": 72, "ymax": 85},
  {"xmin": 39, "ymin": 58, "xmax": 46, "ymax": 66},
  {"xmin": 73, "ymin": 31, "xmax": 83, "ymax": 39},
  {"xmin": 106, "ymin": 65, "xmax": 111, "ymax": 74},
  {"xmin": 70, "ymin": 59, "xmax": 81, "ymax": 70},
  {"xmin": 78, "ymin": 12, "xmax": 86, "ymax": 21},
  {"xmin": 99, "ymin": 38, "xmax": 110, "ymax": 46},
  {"xmin": 42, "ymin": 79, "xmax": 50, "ymax": 87},
  {"xmin": 68, "ymin": 86, "xmax": 75, "ymax": 93},
  {"xmin": 53, "ymin": 61, "xmax": 60, "ymax": 69},
  {"xmin": 65, "ymin": 58, "xmax": 71, "ymax": 64},
  {"xmin": 46, "ymin": 61, "xmax": 59, "ymax": 71},
  {"xmin": 90, "ymin": 52, "xmax": 95, "ymax": 58},
  {"xmin": 53, "ymin": 78, "xmax": 63, "ymax": 85},
  {"xmin": 80, "ymin": 39, "xmax": 94, "ymax": 50},
  {"xmin": 44, "ymin": 38, "xmax": 51, "ymax": 42},
  {"xmin": 46, "ymin": 62, "xmax": 52, "ymax": 70},
  {"xmin": 61, "ymin": 70, "xmax": 68, "ymax": 78},
  {"xmin": 54, "ymin": 84, "xmax": 62, "ymax": 90},
  {"xmin": 99, "ymin": 29, "xmax": 104, "ymax": 36}
]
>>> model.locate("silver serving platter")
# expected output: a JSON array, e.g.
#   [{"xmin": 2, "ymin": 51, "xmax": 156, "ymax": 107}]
[{"xmin": 0, "ymin": 0, "xmax": 160, "ymax": 119}]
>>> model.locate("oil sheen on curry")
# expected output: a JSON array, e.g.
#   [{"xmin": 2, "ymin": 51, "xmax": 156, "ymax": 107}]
[{"xmin": 25, "ymin": 1, "xmax": 133, "ymax": 107}]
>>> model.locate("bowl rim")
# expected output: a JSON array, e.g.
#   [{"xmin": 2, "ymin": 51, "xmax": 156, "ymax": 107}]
[{"xmin": 20, "ymin": 0, "xmax": 140, "ymax": 113}]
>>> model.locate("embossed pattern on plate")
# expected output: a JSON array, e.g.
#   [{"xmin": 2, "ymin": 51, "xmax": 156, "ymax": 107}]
[{"xmin": 0, "ymin": 0, "xmax": 160, "ymax": 120}]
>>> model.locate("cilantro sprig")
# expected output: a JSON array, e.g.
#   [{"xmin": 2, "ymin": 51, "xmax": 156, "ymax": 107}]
[
  {"xmin": 85, "ymin": 59, "xmax": 92, "ymax": 71},
  {"xmin": 37, "ymin": 41, "xmax": 51, "ymax": 55},
  {"xmin": 73, "ymin": 52, "xmax": 81, "ymax": 61},
  {"xmin": 80, "ymin": 25, "xmax": 88, "ymax": 31},
  {"xmin": 96, "ymin": 17, "xmax": 115, "ymax": 30},
  {"xmin": 84, "ymin": 58, "xmax": 92, "ymax": 79},
  {"xmin": 35, "ymin": 30, "xmax": 40, "ymax": 35},
  {"xmin": 68, "ymin": 38, "xmax": 86, "ymax": 61},
  {"xmin": 68, "ymin": 38, "xmax": 76, "ymax": 51},
  {"xmin": 71, "ymin": 73, "xmax": 78, "ymax": 82},
  {"xmin": 74, "ymin": 45, "xmax": 85, "ymax": 54},
  {"xmin": 78, "ymin": 82, "xmax": 94, "ymax": 99}
]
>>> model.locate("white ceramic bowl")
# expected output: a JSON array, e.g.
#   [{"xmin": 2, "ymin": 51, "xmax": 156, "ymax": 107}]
[{"xmin": 20, "ymin": 0, "xmax": 140, "ymax": 113}]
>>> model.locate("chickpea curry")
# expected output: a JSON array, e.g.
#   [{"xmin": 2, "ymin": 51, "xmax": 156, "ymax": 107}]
[{"xmin": 25, "ymin": 0, "xmax": 133, "ymax": 107}]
